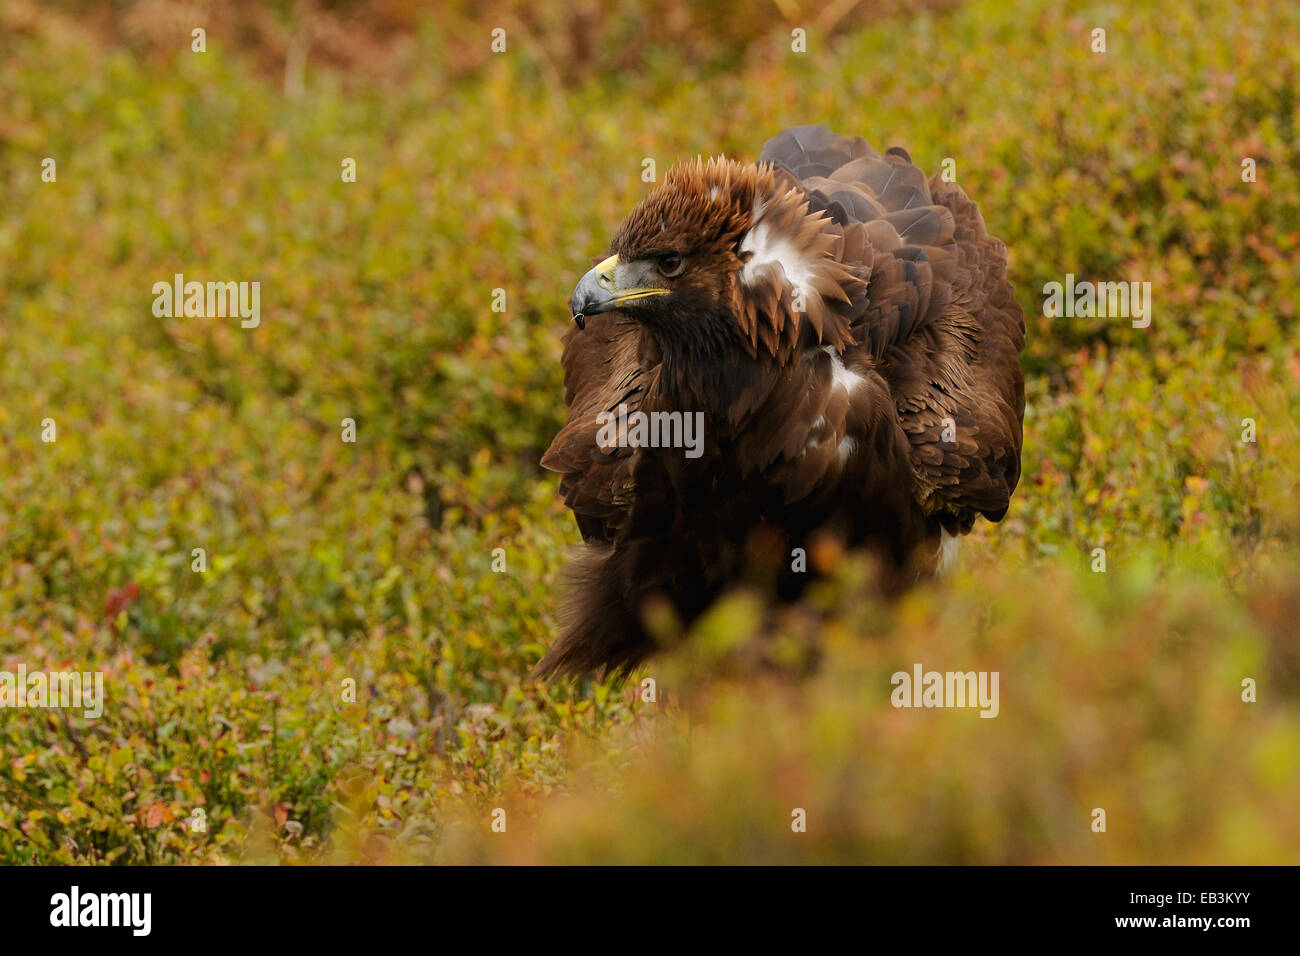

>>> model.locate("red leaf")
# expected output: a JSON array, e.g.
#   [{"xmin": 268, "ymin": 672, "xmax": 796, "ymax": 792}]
[
  {"xmin": 145, "ymin": 802, "xmax": 166, "ymax": 829},
  {"xmin": 104, "ymin": 581, "xmax": 141, "ymax": 620}
]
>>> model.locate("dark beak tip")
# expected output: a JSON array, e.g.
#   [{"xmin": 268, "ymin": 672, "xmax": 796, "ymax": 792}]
[{"xmin": 573, "ymin": 312, "xmax": 586, "ymax": 330}]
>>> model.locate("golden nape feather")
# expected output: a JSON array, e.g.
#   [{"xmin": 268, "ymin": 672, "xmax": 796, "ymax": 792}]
[{"xmin": 537, "ymin": 125, "xmax": 1026, "ymax": 679}]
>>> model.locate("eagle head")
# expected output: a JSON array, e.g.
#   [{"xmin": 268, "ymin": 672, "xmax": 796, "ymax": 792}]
[{"xmin": 569, "ymin": 157, "xmax": 863, "ymax": 364}]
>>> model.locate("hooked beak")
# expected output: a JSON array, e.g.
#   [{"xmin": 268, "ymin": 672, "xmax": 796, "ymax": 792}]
[{"xmin": 570, "ymin": 254, "xmax": 669, "ymax": 329}]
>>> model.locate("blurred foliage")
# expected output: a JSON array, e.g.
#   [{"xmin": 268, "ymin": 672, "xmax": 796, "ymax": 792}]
[
  {"xmin": 0, "ymin": 0, "xmax": 1297, "ymax": 864},
  {"xmin": 32, "ymin": 0, "xmax": 959, "ymax": 87}
]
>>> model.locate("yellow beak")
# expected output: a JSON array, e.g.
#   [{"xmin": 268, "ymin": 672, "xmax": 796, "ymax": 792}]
[{"xmin": 570, "ymin": 254, "xmax": 669, "ymax": 329}]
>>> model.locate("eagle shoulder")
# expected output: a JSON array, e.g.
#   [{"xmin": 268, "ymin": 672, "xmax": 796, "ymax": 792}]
[{"xmin": 760, "ymin": 125, "xmax": 1026, "ymax": 532}]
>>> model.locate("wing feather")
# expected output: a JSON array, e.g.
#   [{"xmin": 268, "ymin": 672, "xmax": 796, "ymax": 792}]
[
  {"xmin": 757, "ymin": 125, "xmax": 1026, "ymax": 532},
  {"xmin": 541, "ymin": 314, "xmax": 661, "ymax": 542}
]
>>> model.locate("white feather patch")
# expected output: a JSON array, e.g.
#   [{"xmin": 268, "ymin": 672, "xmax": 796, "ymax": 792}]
[
  {"xmin": 825, "ymin": 346, "xmax": 866, "ymax": 396},
  {"xmin": 936, "ymin": 530, "xmax": 960, "ymax": 575},
  {"xmin": 800, "ymin": 349, "xmax": 868, "ymax": 463},
  {"xmin": 739, "ymin": 203, "xmax": 817, "ymax": 298}
]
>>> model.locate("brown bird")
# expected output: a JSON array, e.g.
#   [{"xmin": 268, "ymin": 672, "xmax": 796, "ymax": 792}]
[{"xmin": 538, "ymin": 125, "xmax": 1025, "ymax": 678}]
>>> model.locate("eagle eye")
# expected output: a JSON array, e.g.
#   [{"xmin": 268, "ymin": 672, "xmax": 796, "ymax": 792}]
[{"xmin": 656, "ymin": 254, "xmax": 686, "ymax": 278}]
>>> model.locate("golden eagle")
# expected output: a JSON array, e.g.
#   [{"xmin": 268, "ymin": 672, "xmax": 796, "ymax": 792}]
[{"xmin": 538, "ymin": 125, "xmax": 1025, "ymax": 677}]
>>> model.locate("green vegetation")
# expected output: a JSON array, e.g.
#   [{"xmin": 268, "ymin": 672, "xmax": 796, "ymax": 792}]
[{"xmin": 1, "ymin": 0, "xmax": 1297, "ymax": 864}]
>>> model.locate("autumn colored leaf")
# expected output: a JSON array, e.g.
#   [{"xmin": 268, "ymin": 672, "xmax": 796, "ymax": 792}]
[{"xmin": 145, "ymin": 802, "xmax": 166, "ymax": 829}]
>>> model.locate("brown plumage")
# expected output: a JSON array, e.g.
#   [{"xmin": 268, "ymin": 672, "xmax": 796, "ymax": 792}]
[{"xmin": 538, "ymin": 125, "xmax": 1025, "ymax": 678}]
